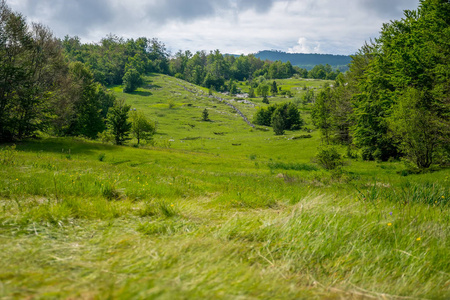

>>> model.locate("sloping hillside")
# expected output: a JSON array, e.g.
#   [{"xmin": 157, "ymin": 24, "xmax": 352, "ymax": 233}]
[{"xmin": 111, "ymin": 74, "xmax": 325, "ymax": 161}]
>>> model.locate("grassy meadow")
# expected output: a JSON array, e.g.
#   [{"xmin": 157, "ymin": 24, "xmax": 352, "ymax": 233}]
[{"xmin": 0, "ymin": 75, "xmax": 449, "ymax": 299}]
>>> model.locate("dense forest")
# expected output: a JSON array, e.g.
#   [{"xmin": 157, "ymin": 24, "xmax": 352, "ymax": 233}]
[
  {"xmin": 1, "ymin": 0, "xmax": 449, "ymax": 170},
  {"xmin": 312, "ymin": 0, "xmax": 450, "ymax": 168}
]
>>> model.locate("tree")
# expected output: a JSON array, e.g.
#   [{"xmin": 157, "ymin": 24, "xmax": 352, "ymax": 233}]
[
  {"xmin": 202, "ymin": 108, "xmax": 210, "ymax": 121},
  {"xmin": 257, "ymin": 82, "xmax": 270, "ymax": 99},
  {"xmin": 271, "ymin": 81, "xmax": 278, "ymax": 96},
  {"xmin": 123, "ymin": 68, "xmax": 143, "ymax": 93},
  {"xmin": 271, "ymin": 108, "xmax": 285, "ymax": 135},
  {"xmin": 130, "ymin": 110, "xmax": 156, "ymax": 145},
  {"xmin": 248, "ymin": 86, "xmax": 255, "ymax": 98},
  {"xmin": 312, "ymin": 88, "xmax": 334, "ymax": 144},
  {"xmin": 285, "ymin": 102, "xmax": 304, "ymax": 130},
  {"xmin": 107, "ymin": 100, "xmax": 131, "ymax": 145},
  {"xmin": 389, "ymin": 88, "xmax": 446, "ymax": 168},
  {"xmin": 64, "ymin": 62, "xmax": 107, "ymax": 139},
  {"xmin": 0, "ymin": 2, "xmax": 67, "ymax": 141},
  {"xmin": 228, "ymin": 80, "xmax": 238, "ymax": 95},
  {"xmin": 349, "ymin": 0, "xmax": 450, "ymax": 164},
  {"xmin": 253, "ymin": 102, "xmax": 303, "ymax": 131}
]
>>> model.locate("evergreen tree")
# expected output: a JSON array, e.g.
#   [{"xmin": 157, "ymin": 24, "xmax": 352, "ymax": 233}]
[
  {"xmin": 271, "ymin": 109, "xmax": 285, "ymax": 135},
  {"xmin": 202, "ymin": 108, "xmax": 210, "ymax": 121},
  {"xmin": 107, "ymin": 100, "xmax": 132, "ymax": 145},
  {"xmin": 350, "ymin": 0, "xmax": 450, "ymax": 165},
  {"xmin": 271, "ymin": 81, "xmax": 278, "ymax": 96},
  {"xmin": 312, "ymin": 88, "xmax": 333, "ymax": 145}
]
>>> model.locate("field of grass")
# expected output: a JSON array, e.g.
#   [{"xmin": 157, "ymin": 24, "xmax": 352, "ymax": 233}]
[{"xmin": 0, "ymin": 75, "xmax": 449, "ymax": 299}]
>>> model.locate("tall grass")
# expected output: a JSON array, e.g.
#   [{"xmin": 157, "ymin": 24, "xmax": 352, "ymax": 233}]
[{"xmin": 0, "ymin": 76, "xmax": 449, "ymax": 298}]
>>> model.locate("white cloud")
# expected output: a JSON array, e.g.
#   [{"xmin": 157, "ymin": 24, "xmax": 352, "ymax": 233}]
[
  {"xmin": 288, "ymin": 37, "xmax": 321, "ymax": 54},
  {"xmin": 6, "ymin": 0, "xmax": 420, "ymax": 55}
]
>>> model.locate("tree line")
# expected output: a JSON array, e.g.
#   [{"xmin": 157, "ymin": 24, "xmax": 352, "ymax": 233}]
[
  {"xmin": 0, "ymin": 0, "xmax": 154, "ymax": 143},
  {"xmin": 168, "ymin": 50, "xmax": 340, "ymax": 91},
  {"xmin": 254, "ymin": 50, "xmax": 351, "ymax": 72},
  {"xmin": 62, "ymin": 35, "xmax": 341, "ymax": 94},
  {"xmin": 311, "ymin": 0, "xmax": 450, "ymax": 169}
]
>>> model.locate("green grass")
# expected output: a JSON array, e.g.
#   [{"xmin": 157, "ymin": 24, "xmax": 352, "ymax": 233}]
[{"xmin": 0, "ymin": 75, "xmax": 449, "ymax": 299}]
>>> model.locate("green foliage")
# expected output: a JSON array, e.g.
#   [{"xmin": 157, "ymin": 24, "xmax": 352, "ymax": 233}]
[
  {"xmin": 167, "ymin": 99, "xmax": 176, "ymax": 109},
  {"xmin": 312, "ymin": 88, "xmax": 333, "ymax": 144},
  {"xmin": 123, "ymin": 68, "xmax": 144, "ymax": 93},
  {"xmin": 308, "ymin": 64, "xmax": 339, "ymax": 80},
  {"xmin": 271, "ymin": 81, "xmax": 278, "ymax": 96},
  {"xmin": 316, "ymin": 146, "xmax": 343, "ymax": 170},
  {"xmin": 348, "ymin": 0, "xmax": 450, "ymax": 166},
  {"xmin": 0, "ymin": 3, "xmax": 67, "ymax": 141},
  {"xmin": 248, "ymin": 86, "xmax": 255, "ymax": 98},
  {"xmin": 257, "ymin": 82, "xmax": 270, "ymax": 98},
  {"xmin": 302, "ymin": 89, "xmax": 315, "ymax": 104},
  {"xmin": 63, "ymin": 62, "xmax": 111, "ymax": 139},
  {"xmin": 253, "ymin": 102, "xmax": 304, "ymax": 132},
  {"xmin": 202, "ymin": 108, "xmax": 210, "ymax": 121},
  {"xmin": 107, "ymin": 100, "xmax": 132, "ymax": 145},
  {"xmin": 271, "ymin": 109, "xmax": 285, "ymax": 135},
  {"xmin": 63, "ymin": 35, "xmax": 169, "ymax": 86},
  {"xmin": 130, "ymin": 110, "xmax": 156, "ymax": 145},
  {"xmin": 254, "ymin": 50, "xmax": 351, "ymax": 72},
  {"xmin": 0, "ymin": 144, "xmax": 17, "ymax": 165}
]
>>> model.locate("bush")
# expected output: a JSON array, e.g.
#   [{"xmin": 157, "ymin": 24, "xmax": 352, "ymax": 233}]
[
  {"xmin": 253, "ymin": 102, "xmax": 304, "ymax": 131},
  {"xmin": 0, "ymin": 145, "xmax": 17, "ymax": 165},
  {"xmin": 316, "ymin": 146, "xmax": 343, "ymax": 170},
  {"xmin": 123, "ymin": 68, "xmax": 143, "ymax": 93}
]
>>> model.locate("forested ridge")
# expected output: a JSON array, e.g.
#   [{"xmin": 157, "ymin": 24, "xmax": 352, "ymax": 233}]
[
  {"xmin": 1, "ymin": 0, "xmax": 449, "ymax": 169},
  {"xmin": 254, "ymin": 50, "xmax": 351, "ymax": 71}
]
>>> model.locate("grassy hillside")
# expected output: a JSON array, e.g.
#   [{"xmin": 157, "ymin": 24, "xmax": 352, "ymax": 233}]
[{"xmin": 1, "ymin": 75, "xmax": 449, "ymax": 299}]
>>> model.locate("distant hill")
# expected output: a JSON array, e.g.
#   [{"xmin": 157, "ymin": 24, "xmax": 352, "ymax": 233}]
[{"xmin": 253, "ymin": 50, "xmax": 352, "ymax": 71}]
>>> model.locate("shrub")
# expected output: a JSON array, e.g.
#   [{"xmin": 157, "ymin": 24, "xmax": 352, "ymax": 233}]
[
  {"xmin": 316, "ymin": 146, "xmax": 343, "ymax": 170},
  {"xmin": 101, "ymin": 183, "xmax": 122, "ymax": 201},
  {"xmin": 0, "ymin": 145, "xmax": 17, "ymax": 165}
]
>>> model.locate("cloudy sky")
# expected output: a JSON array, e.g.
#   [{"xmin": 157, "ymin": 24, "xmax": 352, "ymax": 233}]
[{"xmin": 8, "ymin": 0, "xmax": 419, "ymax": 55}]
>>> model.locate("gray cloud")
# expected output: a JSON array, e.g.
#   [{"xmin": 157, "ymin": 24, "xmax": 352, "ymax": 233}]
[
  {"xmin": 10, "ymin": 0, "xmax": 115, "ymax": 36},
  {"xmin": 359, "ymin": 0, "xmax": 419, "ymax": 18},
  {"xmin": 6, "ymin": 0, "xmax": 423, "ymax": 55},
  {"xmin": 235, "ymin": 0, "xmax": 277, "ymax": 13},
  {"xmin": 144, "ymin": 0, "xmax": 226, "ymax": 23},
  {"xmin": 143, "ymin": 0, "xmax": 277, "ymax": 23}
]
